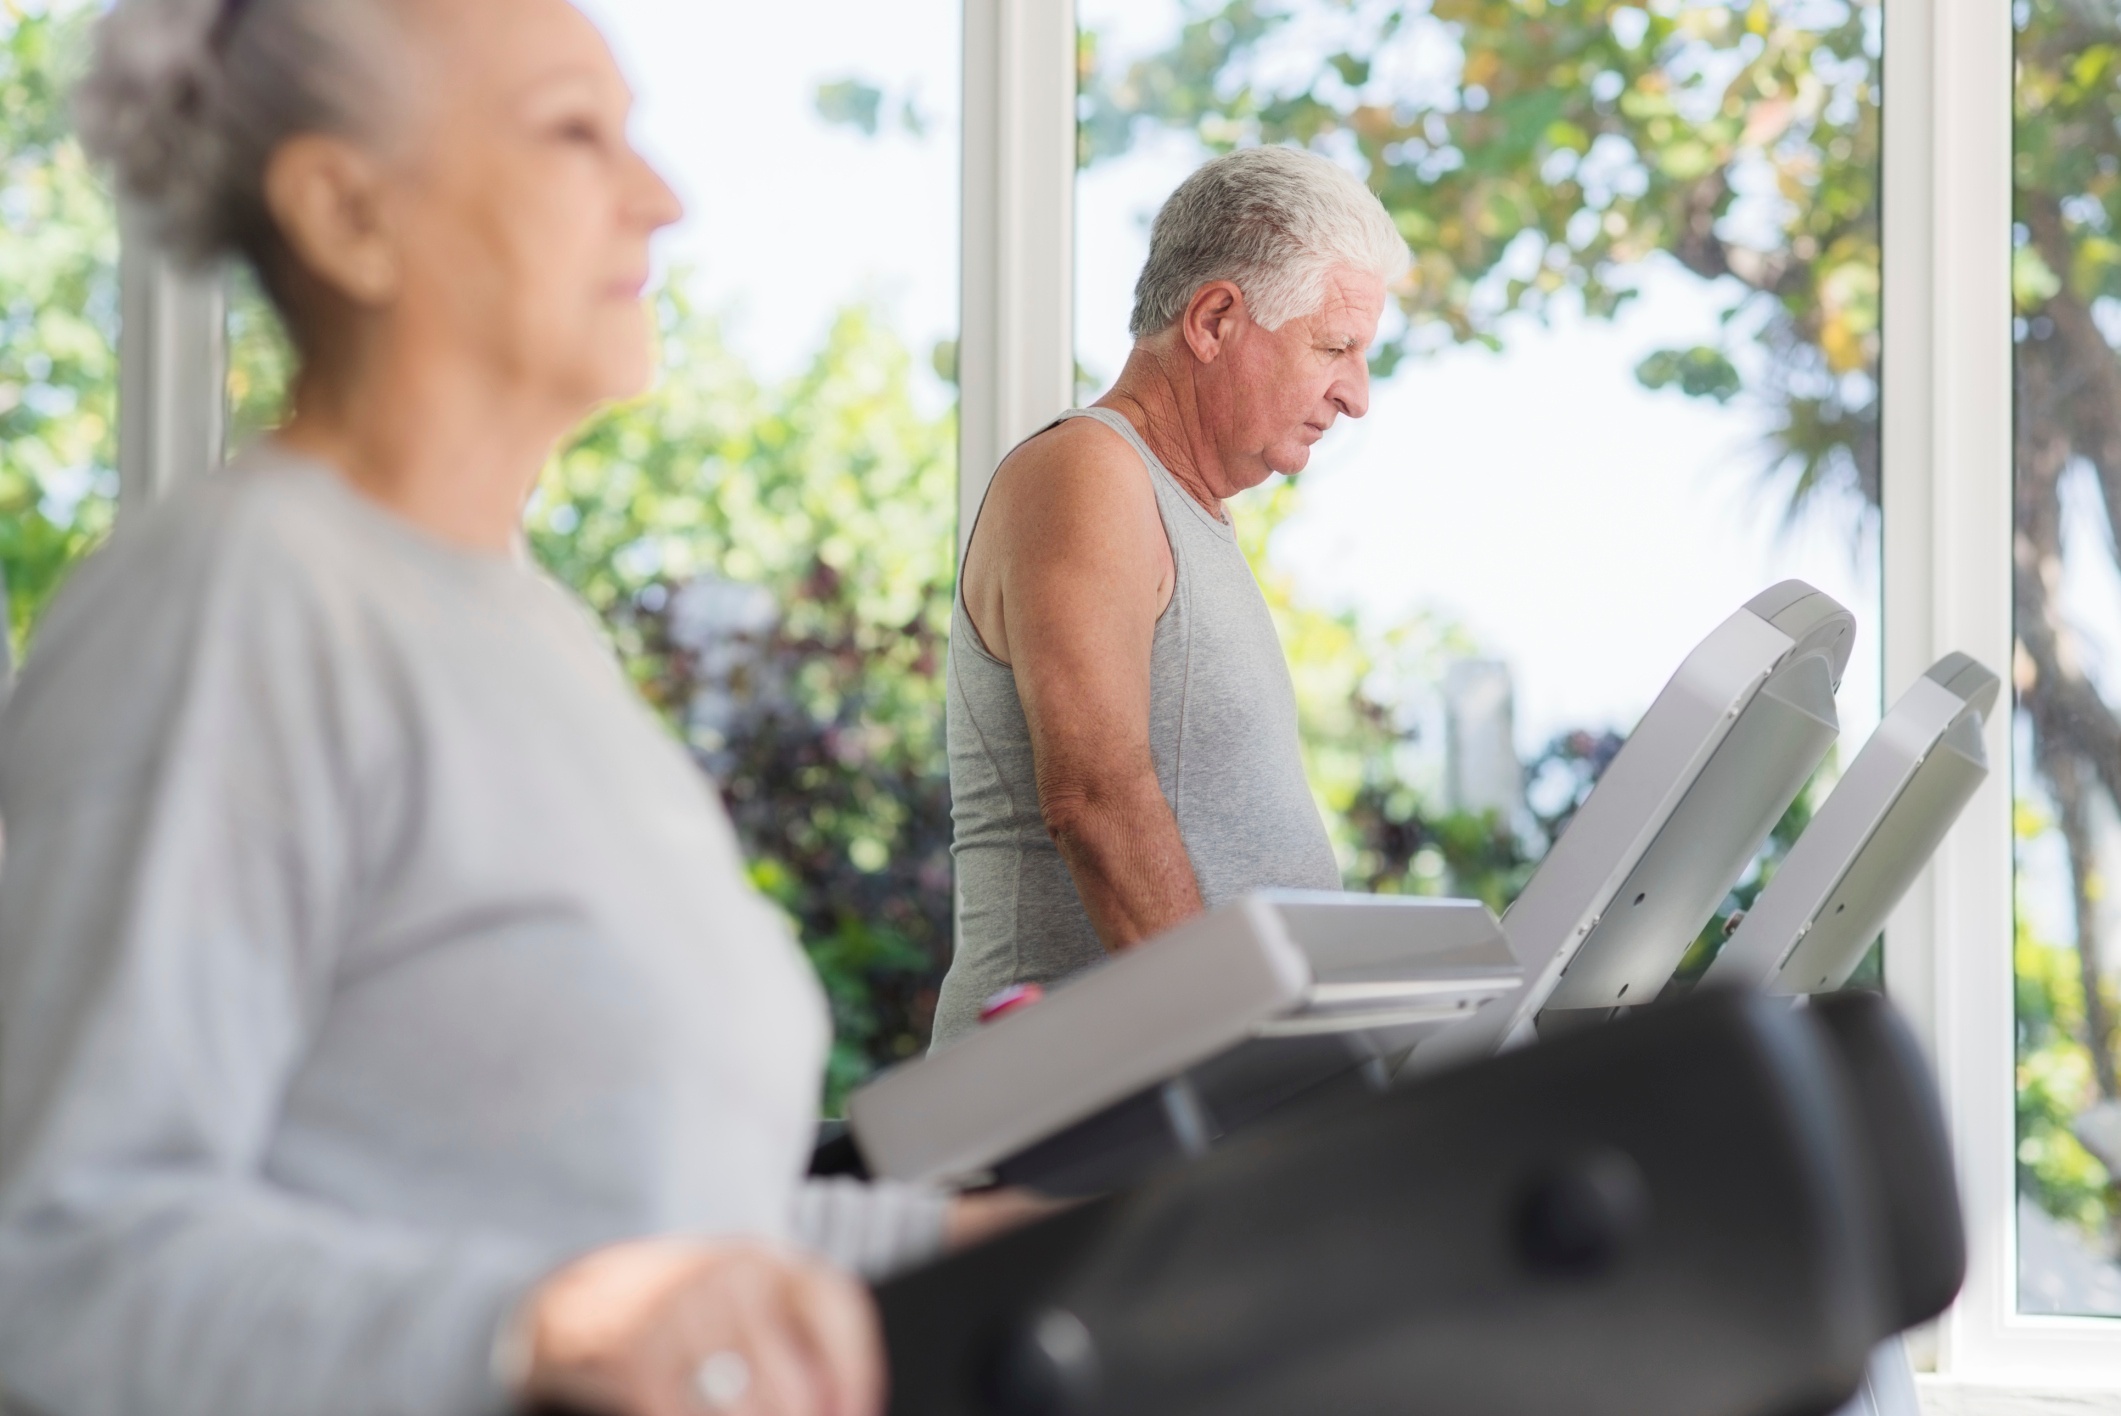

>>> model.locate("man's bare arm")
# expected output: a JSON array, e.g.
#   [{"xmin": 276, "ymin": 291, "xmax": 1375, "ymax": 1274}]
[{"xmin": 963, "ymin": 420, "xmax": 1204, "ymax": 950}]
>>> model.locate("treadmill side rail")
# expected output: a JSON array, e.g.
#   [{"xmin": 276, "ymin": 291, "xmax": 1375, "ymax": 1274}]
[
  {"xmin": 848, "ymin": 894, "xmax": 1519, "ymax": 1190},
  {"xmin": 1704, "ymin": 655, "xmax": 1998, "ymax": 995},
  {"xmin": 1772, "ymin": 712, "xmax": 1987, "ymax": 994},
  {"xmin": 1541, "ymin": 647, "xmax": 1838, "ymax": 1011},
  {"xmin": 849, "ymin": 897, "xmax": 1310, "ymax": 1184}
]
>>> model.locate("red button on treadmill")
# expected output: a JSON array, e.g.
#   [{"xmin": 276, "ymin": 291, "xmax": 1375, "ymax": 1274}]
[{"xmin": 978, "ymin": 982, "xmax": 1045, "ymax": 1024}]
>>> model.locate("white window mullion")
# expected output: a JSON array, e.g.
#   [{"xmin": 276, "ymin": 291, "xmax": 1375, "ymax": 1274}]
[
  {"xmin": 957, "ymin": 0, "xmax": 1076, "ymax": 552},
  {"xmin": 1921, "ymin": 0, "xmax": 2019, "ymax": 1374},
  {"xmin": 116, "ymin": 202, "xmax": 225, "ymax": 517},
  {"xmin": 1884, "ymin": 0, "xmax": 2121, "ymax": 1385}
]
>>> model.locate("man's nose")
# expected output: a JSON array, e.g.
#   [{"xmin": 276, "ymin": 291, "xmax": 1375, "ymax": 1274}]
[{"xmin": 1335, "ymin": 363, "xmax": 1372, "ymax": 420}]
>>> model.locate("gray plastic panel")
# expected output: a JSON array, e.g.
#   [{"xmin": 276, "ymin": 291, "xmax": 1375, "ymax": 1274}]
[
  {"xmin": 1703, "ymin": 655, "xmax": 1998, "ymax": 997},
  {"xmin": 849, "ymin": 893, "xmax": 1518, "ymax": 1184},
  {"xmin": 1541, "ymin": 648, "xmax": 1840, "ymax": 1011},
  {"xmin": 1744, "ymin": 579, "xmax": 1824, "ymax": 624},
  {"xmin": 1772, "ymin": 711, "xmax": 1988, "ymax": 993},
  {"xmin": 1405, "ymin": 582, "xmax": 1856, "ymax": 1070},
  {"xmin": 849, "ymin": 899, "xmax": 1311, "ymax": 1183},
  {"xmin": 1267, "ymin": 891, "xmax": 1517, "ymax": 981},
  {"xmin": 1926, "ymin": 652, "xmax": 2002, "ymax": 718},
  {"xmin": 1749, "ymin": 581, "xmax": 1859, "ymax": 690}
]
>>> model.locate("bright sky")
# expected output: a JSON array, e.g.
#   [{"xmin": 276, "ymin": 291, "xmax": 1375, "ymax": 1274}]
[
  {"xmin": 586, "ymin": 0, "xmax": 1885, "ymax": 761},
  {"xmin": 578, "ymin": 0, "xmax": 963, "ymax": 390}
]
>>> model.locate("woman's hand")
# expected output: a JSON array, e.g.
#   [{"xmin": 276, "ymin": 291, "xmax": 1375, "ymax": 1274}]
[
  {"xmin": 945, "ymin": 1188, "xmax": 1069, "ymax": 1252},
  {"xmin": 515, "ymin": 1239, "xmax": 883, "ymax": 1416}
]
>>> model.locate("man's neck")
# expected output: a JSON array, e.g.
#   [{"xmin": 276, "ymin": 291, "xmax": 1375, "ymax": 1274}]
[{"xmin": 1095, "ymin": 350, "xmax": 1228, "ymax": 520}]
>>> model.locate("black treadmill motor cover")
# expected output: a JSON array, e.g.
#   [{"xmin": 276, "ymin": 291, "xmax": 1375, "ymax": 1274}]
[{"xmin": 877, "ymin": 988, "xmax": 1963, "ymax": 1416}]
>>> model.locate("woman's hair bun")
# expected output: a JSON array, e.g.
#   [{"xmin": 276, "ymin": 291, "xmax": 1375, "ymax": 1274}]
[
  {"xmin": 73, "ymin": 0, "xmax": 383, "ymax": 273},
  {"xmin": 73, "ymin": 0, "xmax": 243, "ymax": 265}
]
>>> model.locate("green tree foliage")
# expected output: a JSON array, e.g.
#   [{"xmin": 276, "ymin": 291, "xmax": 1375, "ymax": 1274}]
[
  {"xmin": 526, "ymin": 293, "xmax": 960, "ymax": 1105},
  {"xmin": 1225, "ymin": 480, "xmax": 1522, "ymax": 904},
  {"xmin": 226, "ymin": 265, "xmax": 294, "ymax": 448},
  {"xmin": 0, "ymin": 0, "xmax": 115, "ymax": 662},
  {"xmin": 2017, "ymin": 801, "xmax": 2121, "ymax": 1233},
  {"xmin": 2005, "ymin": 0, "xmax": 2121, "ymax": 1247},
  {"xmin": 1078, "ymin": 0, "xmax": 1882, "ymax": 507}
]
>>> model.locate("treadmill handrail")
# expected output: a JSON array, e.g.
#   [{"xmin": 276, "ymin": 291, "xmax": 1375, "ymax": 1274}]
[
  {"xmin": 1705, "ymin": 656, "xmax": 1997, "ymax": 994},
  {"xmin": 850, "ymin": 897, "xmax": 1312, "ymax": 1183}
]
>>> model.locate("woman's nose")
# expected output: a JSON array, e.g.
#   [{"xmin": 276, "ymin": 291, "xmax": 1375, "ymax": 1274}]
[{"xmin": 630, "ymin": 151, "xmax": 686, "ymax": 232}]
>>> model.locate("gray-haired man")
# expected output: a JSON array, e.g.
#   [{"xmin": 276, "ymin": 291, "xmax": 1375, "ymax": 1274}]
[{"xmin": 931, "ymin": 146, "xmax": 1411, "ymax": 1048}]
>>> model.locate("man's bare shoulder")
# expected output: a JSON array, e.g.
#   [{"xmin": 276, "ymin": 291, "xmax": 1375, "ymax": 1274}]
[
  {"xmin": 962, "ymin": 415, "xmax": 1173, "ymax": 663},
  {"xmin": 981, "ymin": 415, "xmax": 1161, "ymax": 549}
]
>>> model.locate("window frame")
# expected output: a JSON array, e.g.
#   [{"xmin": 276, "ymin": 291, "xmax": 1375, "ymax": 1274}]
[
  {"xmin": 1874, "ymin": 0, "xmax": 2046, "ymax": 1383},
  {"xmin": 116, "ymin": 198, "xmax": 225, "ymax": 513},
  {"xmin": 112, "ymin": 0, "xmax": 2114, "ymax": 1387},
  {"xmin": 957, "ymin": 0, "xmax": 1077, "ymax": 549},
  {"xmin": 1892, "ymin": 0, "xmax": 2121, "ymax": 1383}
]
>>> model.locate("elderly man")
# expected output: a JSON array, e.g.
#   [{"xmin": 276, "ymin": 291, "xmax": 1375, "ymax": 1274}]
[{"xmin": 931, "ymin": 146, "xmax": 1410, "ymax": 1047}]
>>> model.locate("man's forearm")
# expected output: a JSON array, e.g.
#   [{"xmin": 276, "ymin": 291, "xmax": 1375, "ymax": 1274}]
[{"xmin": 1042, "ymin": 778, "xmax": 1205, "ymax": 951}]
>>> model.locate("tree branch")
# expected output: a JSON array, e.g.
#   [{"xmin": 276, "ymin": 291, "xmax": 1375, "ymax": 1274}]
[
  {"xmin": 2024, "ymin": 196, "xmax": 2121, "ymax": 560},
  {"xmin": 2040, "ymin": 741, "xmax": 2120, "ymax": 1100},
  {"xmin": 2015, "ymin": 340, "xmax": 2121, "ymax": 816}
]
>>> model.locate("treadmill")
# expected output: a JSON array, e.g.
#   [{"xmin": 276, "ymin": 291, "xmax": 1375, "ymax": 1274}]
[
  {"xmin": 878, "ymin": 986, "xmax": 1966, "ymax": 1416},
  {"xmin": 847, "ymin": 580, "xmax": 1856, "ymax": 1190},
  {"xmin": 849, "ymin": 602, "xmax": 1999, "ymax": 1416}
]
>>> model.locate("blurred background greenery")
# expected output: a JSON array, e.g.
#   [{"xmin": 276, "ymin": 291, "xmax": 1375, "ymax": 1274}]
[
  {"xmin": 4, "ymin": 0, "xmax": 2118, "ymax": 1285},
  {"xmin": 0, "ymin": 0, "xmax": 1891, "ymax": 1110}
]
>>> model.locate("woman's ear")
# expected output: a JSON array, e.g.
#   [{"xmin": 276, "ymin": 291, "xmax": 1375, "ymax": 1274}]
[
  {"xmin": 261, "ymin": 134, "xmax": 402, "ymax": 307},
  {"xmin": 1180, "ymin": 279, "xmax": 1246, "ymax": 364}
]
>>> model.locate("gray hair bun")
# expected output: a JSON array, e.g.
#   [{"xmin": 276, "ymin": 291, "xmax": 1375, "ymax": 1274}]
[
  {"xmin": 74, "ymin": 0, "xmax": 243, "ymax": 265},
  {"xmin": 73, "ymin": 0, "xmax": 378, "ymax": 270}
]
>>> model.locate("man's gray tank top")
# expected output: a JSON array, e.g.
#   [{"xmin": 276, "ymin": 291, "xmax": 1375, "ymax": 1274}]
[{"xmin": 931, "ymin": 407, "xmax": 1341, "ymax": 1048}]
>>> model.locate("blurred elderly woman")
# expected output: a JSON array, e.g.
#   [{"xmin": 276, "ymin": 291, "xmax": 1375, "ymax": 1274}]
[
  {"xmin": 0, "ymin": 2, "xmax": 1024, "ymax": 1414},
  {"xmin": 933, "ymin": 147, "xmax": 1410, "ymax": 1047}
]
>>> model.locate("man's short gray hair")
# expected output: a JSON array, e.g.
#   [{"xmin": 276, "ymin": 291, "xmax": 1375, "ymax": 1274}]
[{"xmin": 1129, "ymin": 146, "xmax": 1410, "ymax": 338}]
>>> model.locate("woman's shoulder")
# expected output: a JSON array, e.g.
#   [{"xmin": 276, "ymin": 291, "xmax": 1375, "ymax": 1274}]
[
  {"xmin": 35, "ymin": 457, "xmax": 311, "ymax": 657},
  {"xmin": 58, "ymin": 443, "xmax": 364, "ymax": 597},
  {"xmin": 0, "ymin": 450, "xmax": 391, "ymax": 799}
]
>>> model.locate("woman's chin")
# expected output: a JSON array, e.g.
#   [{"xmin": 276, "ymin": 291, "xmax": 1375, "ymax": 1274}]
[{"xmin": 560, "ymin": 342, "xmax": 658, "ymax": 412}]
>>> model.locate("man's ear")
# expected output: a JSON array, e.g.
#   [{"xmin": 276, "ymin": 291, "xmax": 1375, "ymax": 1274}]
[
  {"xmin": 1179, "ymin": 280, "xmax": 1247, "ymax": 364},
  {"xmin": 261, "ymin": 134, "xmax": 402, "ymax": 308}
]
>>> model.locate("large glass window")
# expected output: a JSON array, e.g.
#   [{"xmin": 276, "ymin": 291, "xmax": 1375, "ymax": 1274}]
[
  {"xmin": 1075, "ymin": 1, "xmax": 1882, "ymax": 968},
  {"xmin": 2011, "ymin": 0, "xmax": 2121, "ymax": 1318},
  {"xmin": 561, "ymin": 1, "xmax": 963, "ymax": 1100},
  {"xmin": 1, "ymin": 1, "xmax": 118, "ymax": 667}
]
